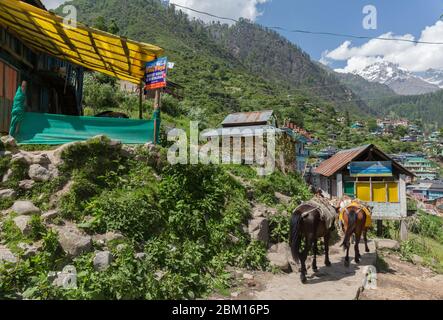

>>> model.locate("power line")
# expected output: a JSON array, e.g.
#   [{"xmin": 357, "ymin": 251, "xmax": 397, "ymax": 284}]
[{"xmin": 173, "ymin": 3, "xmax": 443, "ymax": 46}]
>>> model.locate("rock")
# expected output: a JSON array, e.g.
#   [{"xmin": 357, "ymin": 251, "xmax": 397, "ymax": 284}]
[
  {"xmin": 0, "ymin": 189, "xmax": 16, "ymax": 199},
  {"xmin": 116, "ymin": 244, "xmax": 127, "ymax": 252},
  {"xmin": 11, "ymin": 153, "xmax": 28, "ymax": 164},
  {"xmin": 248, "ymin": 217, "xmax": 269, "ymax": 245},
  {"xmin": 412, "ymin": 254, "xmax": 424, "ymax": 265},
  {"xmin": 275, "ymin": 192, "xmax": 292, "ymax": 205},
  {"xmin": 2, "ymin": 169, "xmax": 12, "ymax": 183},
  {"xmin": 267, "ymin": 242, "xmax": 292, "ymax": 273},
  {"xmin": 231, "ymin": 292, "xmax": 240, "ymax": 298},
  {"xmin": 27, "ymin": 153, "xmax": 51, "ymax": 166},
  {"xmin": 28, "ymin": 164, "xmax": 52, "ymax": 182},
  {"xmin": 0, "ymin": 151, "xmax": 12, "ymax": 157},
  {"xmin": 18, "ymin": 242, "xmax": 42, "ymax": 259},
  {"xmin": 0, "ymin": 245, "xmax": 17, "ymax": 263},
  {"xmin": 154, "ymin": 271, "xmax": 165, "ymax": 281},
  {"xmin": 41, "ymin": 210, "xmax": 59, "ymax": 222},
  {"xmin": 52, "ymin": 265, "xmax": 77, "ymax": 288},
  {"xmin": 52, "ymin": 141, "xmax": 84, "ymax": 165},
  {"xmin": 11, "ymin": 201, "xmax": 41, "ymax": 215},
  {"xmin": 13, "ymin": 215, "xmax": 32, "ymax": 236},
  {"xmin": 1, "ymin": 136, "xmax": 18, "ymax": 152},
  {"xmin": 243, "ymin": 273, "xmax": 254, "ymax": 280},
  {"xmin": 376, "ymin": 239, "xmax": 400, "ymax": 251},
  {"xmin": 252, "ymin": 203, "xmax": 277, "ymax": 218},
  {"xmin": 19, "ymin": 180, "xmax": 35, "ymax": 191},
  {"xmin": 135, "ymin": 252, "xmax": 146, "ymax": 260},
  {"xmin": 93, "ymin": 251, "xmax": 113, "ymax": 271},
  {"xmin": 56, "ymin": 225, "xmax": 92, "ymax": 257},
  {"xmin": 92, "ymin": 232, "xmax": 124, "ymax": 245}
]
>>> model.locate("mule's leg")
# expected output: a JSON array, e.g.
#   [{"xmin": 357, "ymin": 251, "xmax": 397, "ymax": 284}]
[
  {"xmin": 312, "ymin": 239, "xmax": 318, "ymax": 272},
  {"xmin": 299, "ymin": 236, "xmax": 310, "ymax": 284},
  {"xmin": 354, "ymin": 231, "xmax": 362, "ymax": 263},
  {"xmin": 324, "ymin": 231, "xmax": 332, "ymax": 267},
  {"xmin": 364, "ymin": 228, "xmax": 370, "ymax": 253}
]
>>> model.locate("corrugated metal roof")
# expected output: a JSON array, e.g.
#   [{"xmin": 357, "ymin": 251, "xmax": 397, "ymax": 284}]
[
  {"xmin": 222, "ymin": 110, "xmax": 274, "ymax": 127},
  {"xmin": 314, "ymin": 144, "xmax": 414, "ymax": 177},
  {"xmin": 201, "ymin": 125, "xmax": 282, "ymax": 138},
  {"xmin": 314, "ymin": 145, "xmax": 371, "ymax": 177}
]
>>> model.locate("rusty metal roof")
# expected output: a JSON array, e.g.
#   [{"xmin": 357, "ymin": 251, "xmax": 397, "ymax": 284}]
[
  {"xmin": 314, "ymin": 145, "xmax": 371, "ymax": 177},
  {"xmin": 222, "ymin": 110, "xmax": 274, "ymax": 127},
  {"xmin": 314, "ymin": 144, "xmax": 415, "ymax": 177}
]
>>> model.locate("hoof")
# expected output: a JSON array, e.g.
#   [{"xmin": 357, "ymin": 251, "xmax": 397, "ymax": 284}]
[
  {"xmin": 344, "ymin": 260, "xmax": 350, "ymax": 268},
  {"xmin": 300, "ymin": 275, "xmax": 307, "ymax": 284},
  {"xmin": 355, "ymin": 258, "xmax": 360, "ymax": 264},
  {"xmin": 325, "ymin": 260, "xmax": 332, "ymax": 267},
  {"xmin": 365, "ymin": 248, "xmax": 370, "ymax": 253},
  {"xmin": 312, "ymin": 267, "xmax": 318, "ymax": 273}
]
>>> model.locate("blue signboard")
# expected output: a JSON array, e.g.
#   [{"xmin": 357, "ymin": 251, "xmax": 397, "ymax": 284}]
[
  {"xmin": 145, "ymin": 57, "xmax": 168, "ymax": 90},
  {"xmin": 349, "ymin": 161, "xmax": 393, "ymax": 177}
]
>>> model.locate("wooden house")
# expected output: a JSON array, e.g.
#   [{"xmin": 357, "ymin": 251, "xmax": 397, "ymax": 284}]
[{"xmin": 0, "ymin": 0, "xmax": 84, "ymax": 133}]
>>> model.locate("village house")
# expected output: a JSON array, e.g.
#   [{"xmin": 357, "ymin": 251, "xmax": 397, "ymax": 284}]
[
  {"xmin": 202, "ymin": 110, "xmax": 304, "ymax": 172},
  {"xmin": 0, "ymin": 0, "xmax": 84, "ymax": 133},
  {"xmin": 312, "ymin": 144, "xmax": 414, "ymax": 239},
  {"xmin": 408, "ymin": 181, "xmax": 443, "ymax": 202},
  {"xmin": 403, "ymin": 157, "xmax": 438, "ymax": 181}
]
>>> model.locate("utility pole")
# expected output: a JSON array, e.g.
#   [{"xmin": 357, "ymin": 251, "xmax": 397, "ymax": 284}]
[
  {"xmin": 153, "ymin": 88, "xmax": 161, "ymax": 144},
  {"xmin": 139, "ymin": 82, "xmax": 143, "ymax": 119}
]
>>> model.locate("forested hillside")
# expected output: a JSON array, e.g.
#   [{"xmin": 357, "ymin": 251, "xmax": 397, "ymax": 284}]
[{"xmin": 59, "ymin": 0, "xmax": 368, "ymax": 126}]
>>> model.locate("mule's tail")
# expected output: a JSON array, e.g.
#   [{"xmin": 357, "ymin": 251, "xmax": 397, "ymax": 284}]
[
  {"xmin": 341, "ymin": 210, "xmax": 357, "ymax": 249},
  {"xmin": 289, "ymin": 213, "xmax": 302, "ymax": 262}
]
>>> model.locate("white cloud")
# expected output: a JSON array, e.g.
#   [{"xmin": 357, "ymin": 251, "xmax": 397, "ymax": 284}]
[
  {"xmin": 326, "ymin": 21, "xmax": 443, "ymax": 73},
  {"xmin": 170, "ymin": 0, "xmax": 269, "ymax": 24},
  {"xmin": 41, "ymin": 0, "xmax": 66, "ymax": 9}
]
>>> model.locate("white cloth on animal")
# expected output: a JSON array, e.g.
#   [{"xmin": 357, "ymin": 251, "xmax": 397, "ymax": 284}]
[{"xmin": 297, "ymin": 196, "xmax": 338, "ymax": 230}]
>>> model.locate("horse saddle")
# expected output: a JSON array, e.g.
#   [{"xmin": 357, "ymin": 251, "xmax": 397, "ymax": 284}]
[
  {"xmin": 298, "ymin": 197, "xmax": 337, "ymax": 230},
  {"xmin": 339, "ymin": 202, "xmax": 372, "ymax": 228}
]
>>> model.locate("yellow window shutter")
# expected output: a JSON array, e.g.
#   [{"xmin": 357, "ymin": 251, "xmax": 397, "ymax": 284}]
[
  {"xmin": 388, "ymin": 182, "xmax": 399, "ymax": 203},
  {"xmin": 356, "ymin": 183, "xmax": 371, "ymax": 202},
  {"xmin": 372, "ymin": 184, "xmax": 387, "ymax": 203}
]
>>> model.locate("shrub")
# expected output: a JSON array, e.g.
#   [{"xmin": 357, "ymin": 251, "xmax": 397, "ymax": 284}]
[{"xmin": 269, "ymin": 213, "xmax": 290, "ymax": 244}]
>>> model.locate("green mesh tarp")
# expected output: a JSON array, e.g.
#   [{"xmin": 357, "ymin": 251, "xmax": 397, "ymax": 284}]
[{"xmin": 16, "ymin": 112, "xmax": 157, "ymax": 145}]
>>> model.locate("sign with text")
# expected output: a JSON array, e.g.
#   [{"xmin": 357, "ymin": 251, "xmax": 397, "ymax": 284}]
[
  {"xmin": 349, "ymin": 161, "xmax": 393, "ymax": 177},
  {"xmin": 145, "ymin": 57, "xmax": 167, "ymax": 90}
]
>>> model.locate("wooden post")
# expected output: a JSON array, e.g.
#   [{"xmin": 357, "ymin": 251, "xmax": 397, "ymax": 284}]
[
  {"xmin": 399, "ymin": 174, "xmax": 408, "ymax": 241},
  {"xmin": 337, "ymin": 173, "xmax": 343, "ymax": 199},
  {"xmin": 377, "ymin": 220, "xmax": 383, "ymax": 237},
  {"xmin": 153, "ymin": 89, "xmax": 161, "ymax": 145},
  {"xmin": 139, "ymin": 82, "xmax": 143, "ymax": 120}
]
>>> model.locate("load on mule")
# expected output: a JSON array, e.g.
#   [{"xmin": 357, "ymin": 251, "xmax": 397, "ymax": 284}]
[{"xmin": 289, "ymin": 193, "xmax": 337, "ymax": 284}]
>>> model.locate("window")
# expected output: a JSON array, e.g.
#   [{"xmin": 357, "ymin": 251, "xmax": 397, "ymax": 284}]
[{"xmin": 351, "ymin": 178, "xmax": 399, "ymax": 203}]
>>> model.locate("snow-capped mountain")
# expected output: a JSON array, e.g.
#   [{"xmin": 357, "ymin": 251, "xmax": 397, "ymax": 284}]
[
  {"xmin": 351, "ymin": 61, "xmax": 440, "ymax": 95},
  {"xmin": 418, "ymin": 69, "xmax": 443, "ymax": 88}
]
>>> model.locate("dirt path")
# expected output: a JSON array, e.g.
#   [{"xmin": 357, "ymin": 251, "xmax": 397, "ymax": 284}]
[
  {"xmin": 211, "ymin": 241, "xmax": 377, "ymax": 300},
  {"xmin": 359, "ymin": 251, "xmax": 443, "ymax": 300}
]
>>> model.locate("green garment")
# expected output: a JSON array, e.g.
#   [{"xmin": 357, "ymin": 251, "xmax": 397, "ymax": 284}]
[{"xmin": 9, "ymin": 86, "xmax": 26, "ymax": 137}]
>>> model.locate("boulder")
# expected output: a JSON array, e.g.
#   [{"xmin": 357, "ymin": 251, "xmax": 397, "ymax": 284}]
[
  {"xmin": 252, "ymin": 203, "xmax": 277, "ymax": 218},
  {"xmin": 56, "ymin": 225, "xmax": 92, "ymax": 257},
  {"xmin": 11, "ymin": 201, "xmax": 41, "ymax": 215},
  {"xmin": 28, "ymin": 164, "xmax": 52, "ymax": 182},
  {"xmin": 248, "ymin": 217, "xmax": 269, "ymax": 245},
  {"xmin": 93, "ymin": 251, "xmax": 113, "ymax": 271},
  {"xmin": 51, "ymin": 265, "xmax": 77, "ymax": 289},
  {"xmin": 92, "ymin": 232, "xmax": 124, "ymax": 245},
  {"xmin": 41, "ymin": 210, "xmax": 59, "ymax": 222},
  {"xmin": 0, "ymin": 245, "xmax": 17, "ymax": 263},
  {"xmin": 1, "ymin": 136, "xmax": 18, "ymax": 152},
  {"xmin": 0, "ymin": 189, "xmax": 16, "ymax": 199},
  {"xmin": 267, "ymin": 242, "xmax": 292, "ymax": 273},
  {"xmin": 13, "ymin": 215, "xmax": 32, "ymax": 236},
  {"xmin": 275, "ymin": 192, "xmax": 292, "ymax": 205},
  {"xmin": 19, "ymin": 180, "xmax": 36, "ymax": 191},
  {"xmin": 376, "ymin": 239, "xmax": 400, "ymax": 251},
  {"xmin": 18, "ymin": 242, "xmax": 42, "ymax": 259},
  {"xmin": 2, "ymin": 169, "xmax": 12, "ymax": 183}
]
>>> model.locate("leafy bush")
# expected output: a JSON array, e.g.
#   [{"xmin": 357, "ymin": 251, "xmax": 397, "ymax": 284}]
[
  {"xmin": 237, "ymin": 241, "xmax": 269, "ymax": 270},
  {"xmin": 269, "ymin": 213, "xmax": 290, "ymax": 244},
  {"xmin": 410, "ymin": 212, "xmax": 443, "ymax": 242}
]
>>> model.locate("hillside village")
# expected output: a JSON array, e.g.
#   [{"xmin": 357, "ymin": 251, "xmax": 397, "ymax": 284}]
[{"xmin": 1, "ymin": 0, "xmax": 443, "ymax": 301}]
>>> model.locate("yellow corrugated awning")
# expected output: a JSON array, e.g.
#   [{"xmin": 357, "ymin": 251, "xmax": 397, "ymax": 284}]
[{"xmin": 0, "ymin": 0, "xmax": 164, "ymax": 83}]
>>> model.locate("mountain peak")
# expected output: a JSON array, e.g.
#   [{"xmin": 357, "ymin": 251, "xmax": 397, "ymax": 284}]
[{"xmin": 351, "ymin": 61, "xmax": 440, "ymax": 95}]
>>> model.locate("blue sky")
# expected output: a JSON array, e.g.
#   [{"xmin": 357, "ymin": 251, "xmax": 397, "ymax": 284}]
[
  {"xmin": 256, "ymin": 0, "xmax": 443, "ymax": 60},
  {"xmin": 43, "ymin": 0, "xmax": 443, "ymax": 71}
]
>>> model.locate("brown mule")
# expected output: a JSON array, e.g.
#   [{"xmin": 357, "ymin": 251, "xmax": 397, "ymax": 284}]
[{"xmin": 340, "ymin": 205, "xmax": 370, "ymax": 267}]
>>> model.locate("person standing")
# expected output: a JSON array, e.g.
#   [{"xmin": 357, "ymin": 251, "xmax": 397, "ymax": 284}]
[{"xmin": 9, "ymin": 80, "xmax": 27, "ymax": 137}]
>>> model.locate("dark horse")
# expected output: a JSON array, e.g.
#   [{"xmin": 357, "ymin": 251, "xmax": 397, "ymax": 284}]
[
  {"xmin": 289, "ymin": 202, "xmax": 335, "ymax": 284},
  {"xmin": 340, "ymin": 204, "xmax": 370, "ymax": 267}
]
